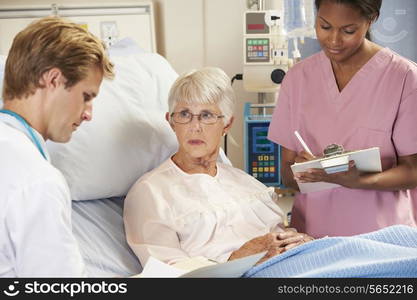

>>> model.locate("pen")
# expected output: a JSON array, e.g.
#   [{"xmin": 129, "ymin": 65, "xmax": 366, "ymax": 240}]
[{"xmin": 294, "ymin": 131, "xmax": 314, "ymax": 156}]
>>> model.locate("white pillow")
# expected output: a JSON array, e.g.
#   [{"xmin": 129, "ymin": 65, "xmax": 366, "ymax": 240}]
[{"xmin": 47, "ymin": 51, "xmax": 179, "ymax": 200}]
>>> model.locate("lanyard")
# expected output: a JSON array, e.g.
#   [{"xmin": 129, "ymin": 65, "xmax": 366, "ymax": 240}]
[{"xmin": 0, "ymin": 109, "xmax": 47, "ymax": 160}]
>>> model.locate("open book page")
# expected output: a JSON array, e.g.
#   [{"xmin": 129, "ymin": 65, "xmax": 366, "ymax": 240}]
[
  {"xmin": 179, "ymin": 251, "xmax": 266, "ymax": 278},
  {"xmin": 132, "ymin": 251, "xmax": 266, "ymax": 278},
  {"xmin": 131, "ymin": 257, "xmax": 186, "ymax": 278},
  {"xmin": 173, "ymin": 256, "xmax": 217, "ymax": 271}
]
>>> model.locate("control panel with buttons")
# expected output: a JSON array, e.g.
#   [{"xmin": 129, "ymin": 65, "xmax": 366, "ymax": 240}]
[
  {"xmin": 247, "ymin": 124, "xmax": 280, "ymax": 184},
  {"xmin": 245, "ymin": 38, "xmax": 270, "ymax": 63},
  {"xmin": 244, "ymin": 102, "xmax": 283, "ymax": 187}
]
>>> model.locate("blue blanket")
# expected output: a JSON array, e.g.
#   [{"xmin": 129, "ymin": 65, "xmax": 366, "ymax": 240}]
[{"xmin": 244, "ymin": 225, "xmax": 417, "ymax": 278}]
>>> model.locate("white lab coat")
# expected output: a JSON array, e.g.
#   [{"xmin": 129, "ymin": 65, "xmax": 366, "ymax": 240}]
[
  {"xmin": 124, "ymin": 158, "xmax": 285, "ymax": 266},
  {"xmin": 0, "ymin": 115, "xmax": 86, "ymax": 277}
]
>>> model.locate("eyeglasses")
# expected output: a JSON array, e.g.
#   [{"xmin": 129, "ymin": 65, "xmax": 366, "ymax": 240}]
[{"xmin": 171, "ymin": 111, "xmax": 225, "ymax": 125}]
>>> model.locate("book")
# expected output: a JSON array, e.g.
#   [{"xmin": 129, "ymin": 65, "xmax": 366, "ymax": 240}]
[
  {"xmin": 132, "ymin": 251, "xmax": 266, "ymax": 278},
  {"xmin": 291, "ymin": 147, "xmax": 382, "ymax": 193}
]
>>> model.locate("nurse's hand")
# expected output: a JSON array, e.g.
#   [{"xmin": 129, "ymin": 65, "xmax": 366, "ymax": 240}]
[
  {"xmin": 294, "ymin": 160, "xmax": 362, "ymax": 188},
  {"xmin": 294, "ymin": 150, "xmax": 316, "ymax": 163}
]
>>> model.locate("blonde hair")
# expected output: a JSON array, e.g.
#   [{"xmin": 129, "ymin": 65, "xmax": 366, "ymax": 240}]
[
  {"xmin": 2, "ymin": 16, "xmax": 114, "ymax": 101},
  {"xmin": 168, "ymin": 67, "xmax": 235, "ymax": 125}
]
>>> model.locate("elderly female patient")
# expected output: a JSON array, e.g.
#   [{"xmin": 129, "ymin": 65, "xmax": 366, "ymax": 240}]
[{"xmin": 124, "ymin": 67, "xmax": 313, "ymax": 267}]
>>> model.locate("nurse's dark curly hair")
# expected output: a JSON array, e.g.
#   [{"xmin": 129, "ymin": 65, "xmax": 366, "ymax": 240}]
[{"xmin": 315, "ymin": 0, "xmax": 382, "ymax": 40}]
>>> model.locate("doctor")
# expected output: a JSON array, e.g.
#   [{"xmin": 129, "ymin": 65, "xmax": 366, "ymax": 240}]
[
  {"xmin": 268, "ymin": 0, "xmax": 417, "ymax": 238},
  {"xmin": 0, "ymin": 17, "xmax": 114, "ymax": 277}
]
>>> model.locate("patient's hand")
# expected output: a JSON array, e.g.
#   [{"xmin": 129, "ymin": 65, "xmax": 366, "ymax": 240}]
[
  {"xmin": 228, "ymin": 230, "xmax": 314, "ymax": 265},
  {"xmin": 277, "ymin": 228, "xmax": 314, "ymax": 251},
  {"xmin": 228, "ymin": 233, "xmax": 285, "ymax": 265}
]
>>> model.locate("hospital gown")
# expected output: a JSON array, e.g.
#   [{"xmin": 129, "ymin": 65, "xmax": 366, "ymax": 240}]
[
  {"xmin": 124, "ymin": 158, "xmax": 285, "ymax": 265},
  {"xmin": 0, "ymin": 115, "xmax": 86, "ymax": 277},
  {"xmin": 268, "ymin": 48, "xmax": 417, "ymax": 238}
]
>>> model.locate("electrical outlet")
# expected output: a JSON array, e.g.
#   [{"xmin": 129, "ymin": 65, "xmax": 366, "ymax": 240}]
[{"xmin": 100, "ymin": 21, "xmax": 119, "ymax": 47}]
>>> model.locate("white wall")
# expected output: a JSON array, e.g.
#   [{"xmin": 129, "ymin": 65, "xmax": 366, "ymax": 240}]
[
  {"xmin": 0, "ymin": 0, "xmax": 267, "ymax": 170},
  {"xmin": 153, "ymin": 0, "xmax": 206, "ymax": 71}
]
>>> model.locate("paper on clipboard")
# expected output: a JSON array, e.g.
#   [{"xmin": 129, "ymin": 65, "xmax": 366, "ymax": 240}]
[{"xmin": 291, "ymin": 147, "xmax": 382, "ymax": 193}]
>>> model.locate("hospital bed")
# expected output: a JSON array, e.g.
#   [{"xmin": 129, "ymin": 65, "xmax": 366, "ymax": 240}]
[
  {"xmin": 1, "ymin": 41, "xmax": 417, "ymax": 278},
  {"xmin": 72, "ymin": 197, "xmax": 141, "ymax": 277}
]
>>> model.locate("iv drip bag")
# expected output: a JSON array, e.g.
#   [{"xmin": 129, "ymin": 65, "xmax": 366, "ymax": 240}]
[
  {"xmin": 284, "ymin": 0, "xmax": 306, "ymax": 36},
  {"xmin": 283, "ymin": 0, "xmax": 316, "ymax": 38}
]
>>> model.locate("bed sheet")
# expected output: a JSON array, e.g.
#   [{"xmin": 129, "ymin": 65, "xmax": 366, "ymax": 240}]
[
  {"xmin": 245, "ymin": 225, "xmax": 417, "ymax": 278},
  {"xmin": 72, "ymin": 197, "xmax": 142, "ymax": 277}
]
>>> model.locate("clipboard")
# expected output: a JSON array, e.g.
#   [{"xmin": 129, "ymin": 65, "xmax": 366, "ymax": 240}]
[{"xmin": 291, "ymin": 147, "xmax": 382, "ymax": 193}]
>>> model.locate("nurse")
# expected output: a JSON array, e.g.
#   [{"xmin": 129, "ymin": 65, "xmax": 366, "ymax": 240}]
[
  {"xmin": 268, "ymin": 0, "xmax": 417, "ymax": 238},
  {"xmin": 0, "ymin": 17, "xmax": 114, "ymax": 277}
]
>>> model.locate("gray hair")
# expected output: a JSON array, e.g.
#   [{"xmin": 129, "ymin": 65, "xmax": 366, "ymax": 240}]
[{"xmin": 168, "ymin": 67, "xmax": 235, "ymax": 125}]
